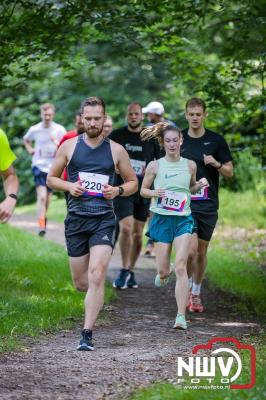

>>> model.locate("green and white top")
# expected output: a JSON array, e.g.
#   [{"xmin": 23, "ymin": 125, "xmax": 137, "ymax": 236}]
[{"xmin": 150, "ymin": 157, "xmax": 191, "ymax": 216}]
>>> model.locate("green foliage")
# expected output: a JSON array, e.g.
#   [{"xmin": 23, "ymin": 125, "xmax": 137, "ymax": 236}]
[
  {"xmin": 234, "ymin": 151, "xmax": 264, "ymax": 191},
  {"xmin": 0, "ymin": 224, "xmax": 115, "ymax": 352},
  {"xmin": 223, "ymin": 150, "xmax": 265, "ymax": 192},
  {"xmin": 12, "ymin": 137, "xmax": 35, "ymax": 205},
  {"xmin": 0, "ymin": 1, "xmax": 265, "ymax": 204}
]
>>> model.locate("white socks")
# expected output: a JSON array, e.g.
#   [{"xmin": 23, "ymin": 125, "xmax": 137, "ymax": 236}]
[{"xmin": 192, "ymin": 282, "xmax": 201, "ymax": 296}]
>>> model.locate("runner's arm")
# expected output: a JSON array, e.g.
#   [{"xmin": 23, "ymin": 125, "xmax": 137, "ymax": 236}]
[
  {"xmin": 203, "ymin": 154, "xmax": 233, "ymax": 178},
  {"xmin": 23, "ymin": 139, "xmax": 35, "ymax": 155},
  {"xmin": 0, "ymin": 165, "xmax": 19, "ymax": 223},
  {"xmin": 189, "ymin": 160, "xmax": 209, "ymax": 193},
  {"xmin": 216, "ymin": 160, "xmax": 233, "ymax": 178},
  {"xmin": 47, "ymin": 144, "xmax": 85, "ymax": 197},
  {"xmin": 140, "ymin": 161, "xmax": 164, "ymax": 198},
  {"xmin": 109, "ymin": 145, "xmax": 138, "ymax": 198}
]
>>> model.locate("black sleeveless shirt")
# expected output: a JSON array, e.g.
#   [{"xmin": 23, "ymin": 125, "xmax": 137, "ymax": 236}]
[{"xmin": 66, "ymin": 135, "xmax": 116, "ymax": 216}]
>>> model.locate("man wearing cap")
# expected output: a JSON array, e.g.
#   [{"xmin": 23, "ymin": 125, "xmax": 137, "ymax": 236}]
[{"xmin": 142, "ymin": 101, "xmax": 176, "ymax": 126}]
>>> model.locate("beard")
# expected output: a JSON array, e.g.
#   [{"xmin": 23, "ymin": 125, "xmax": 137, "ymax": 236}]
[
  {"xmin": 84, "ymin": 127, "xmax": 103, "ymax": 138},
  {"xmin": 128, "ymin": 121, "xmax": 142, "ymax": 130}
]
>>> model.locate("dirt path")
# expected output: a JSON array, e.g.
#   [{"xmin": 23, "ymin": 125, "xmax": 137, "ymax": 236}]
[{"xmin": 0, "ymin": 214, "xmax": 261, "ymax": 399}]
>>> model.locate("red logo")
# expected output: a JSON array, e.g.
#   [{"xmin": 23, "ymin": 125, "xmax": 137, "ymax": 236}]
[{"xmin": 192, "ymin": 337, "xmax": 256, "ymax": 389}]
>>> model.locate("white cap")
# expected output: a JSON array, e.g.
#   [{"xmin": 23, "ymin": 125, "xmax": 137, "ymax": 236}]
[{"xmin": 142, "ymin": 101, "xmax": 165, "ymax": 115}]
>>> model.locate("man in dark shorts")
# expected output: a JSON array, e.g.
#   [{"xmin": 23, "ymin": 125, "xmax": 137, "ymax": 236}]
[
  {"xmin": 181, "ymin": 97, "xmax": 233, "ymax": 312},
  {"xmin": 23, "ymin": 103, "xmax": 66, "ymax": 235},
  {"xmin": 47, "ymin": 97, "xmax": 137, "ymax": 351},
  {"xmin": 109, "ymin": 102, "xmax": 161, "ymax": 289}
]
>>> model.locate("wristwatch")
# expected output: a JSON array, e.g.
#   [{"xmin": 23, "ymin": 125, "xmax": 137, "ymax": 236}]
[
  {"xmin": 118, "ymin": 186, "xmax": 124, "ymax": 196},
  {"xmin": 8, "ymin": 193, "xmax": 18, "ymax": 200}
]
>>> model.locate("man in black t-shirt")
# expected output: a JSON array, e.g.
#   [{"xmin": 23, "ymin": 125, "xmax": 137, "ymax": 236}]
[
  {"xmin": 181, "ymin": 98, "xmax": 233, "ymax": 313},
  {"xmin": 109, "ymin": 102, "xmax": 161, "ymax": 289}
]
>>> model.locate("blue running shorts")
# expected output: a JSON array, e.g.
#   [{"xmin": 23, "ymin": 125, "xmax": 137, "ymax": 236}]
[{"xmin": 146, "ymin": 213, "xmax": 195, "ymax": 243}]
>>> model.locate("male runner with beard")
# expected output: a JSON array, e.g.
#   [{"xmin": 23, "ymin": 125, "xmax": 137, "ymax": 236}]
[{"xmin": 47, "ymin": 97, "xmax": 137, "ymax": 351}]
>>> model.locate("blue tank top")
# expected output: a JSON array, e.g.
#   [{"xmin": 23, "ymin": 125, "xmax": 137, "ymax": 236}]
[{"xmin": 66, "ymin": 135, "xmax": 116, "ymax": 216}]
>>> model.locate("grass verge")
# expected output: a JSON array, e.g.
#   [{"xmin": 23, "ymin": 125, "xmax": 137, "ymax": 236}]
[
  {"xmin": 0, "ymin": 224, "xmax": 115, "ymax": 352},
  {"xmin": 218, "ymin": 188, "xmax": 266, "ymax": 229},
  {"xmin": 207, "ymin": 240, "xmax": 266, "ymax": 316}
]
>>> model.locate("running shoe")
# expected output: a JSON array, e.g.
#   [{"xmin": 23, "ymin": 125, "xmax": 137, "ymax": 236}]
[
  {"xmin": 77, "ymin": 329, "xmax": 94, "ymax": 351},
  {"xmin": 127, "ymin": 271, "xmax": 138, "ymax": 288},
  {"xmin": 173, "ymin": 313, "xmax": 187, "ymax": 330},
  {"xmin": 113, "ymin": 268, "xmax": 131, "ymax": 289},
  {"xmin": 143, "ymin": 243, "xmax": 156, "ymax": 258},
  {"xmin": 188, "ymin": 294, "xmax": 204, "ymax": 313},
  {"xmin": 38, "ymin": 217, "xmax": 46, "ymax": 236},
  {"xmin": 154, "ymin": 274, "xmax": 170, "ymax": 288},
  {"xmin": 143, "ymin": 242, "xmax": 155, "ymax": 257}
]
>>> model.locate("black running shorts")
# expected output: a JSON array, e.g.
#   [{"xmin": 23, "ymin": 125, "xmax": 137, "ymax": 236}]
[
  {"xmin": 64, "ymin": 212, "xmax": 117, "ymax": 257},
  {"xmin": 113, "ymin": 195, "xmax": 150, "ymax": 222},
  {"xmin": 192, "ymin": 211, "xmax": 218, "ymax": 242}
]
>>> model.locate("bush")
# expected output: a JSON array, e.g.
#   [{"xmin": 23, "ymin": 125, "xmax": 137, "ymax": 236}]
[{"xmin": 223, "ymin": 149, "xmax": 264, "ymax": 192}]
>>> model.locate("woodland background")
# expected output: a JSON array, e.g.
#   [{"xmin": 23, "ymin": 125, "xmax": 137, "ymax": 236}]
[{"xmin": 0, "ymin": 0, "xmax": 265, "ymax": 203}]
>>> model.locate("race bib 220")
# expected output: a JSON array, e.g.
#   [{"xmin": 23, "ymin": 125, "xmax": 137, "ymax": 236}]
[{"xmin": 78, "ymin": 172, "xmax": 109, "ymax": 197}]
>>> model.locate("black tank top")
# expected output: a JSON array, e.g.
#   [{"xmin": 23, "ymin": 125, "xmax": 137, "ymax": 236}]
[{"xmin": 66, "ymin": 135, "xmax": 116, "ymax": 216}]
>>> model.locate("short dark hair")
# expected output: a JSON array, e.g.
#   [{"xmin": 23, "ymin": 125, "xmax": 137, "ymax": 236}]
[
  {"xmin": 81, "ymin": 97, "xmax": 106, "ymax": 113},
  {"xmin": 185, "ymin": 98, "xmax": 206, "ymax": 112},
  {"xmin": 127, "ymin": 102, "xmax": 142, "ymax": 112}
]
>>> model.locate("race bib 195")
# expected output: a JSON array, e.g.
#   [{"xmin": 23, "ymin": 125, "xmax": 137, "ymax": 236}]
[
  {"xmin": 78, "ymin": 172, "xmax": 109, "ymax": 197},
  {"xmin": 191, "ymin": 187, "xmax": 209, "ymax": 201},
  {"xmin": 157, "ymin": 190, "xmax": 188, "ymax": 213},
  {"xmin": 130, "ymin": 159, "xmax": 146, "ymax": 177}
]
